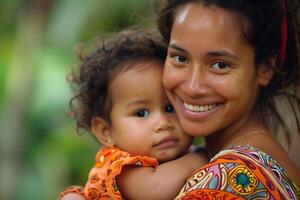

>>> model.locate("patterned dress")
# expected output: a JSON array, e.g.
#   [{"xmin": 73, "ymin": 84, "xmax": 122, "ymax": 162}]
[
  {"xmin": 58, "ymin": 147, "xmax": 158, "ymax": 200},
  {"xmin": 176, "ymin": 145, "xmax": 300, "ymax": 200}
]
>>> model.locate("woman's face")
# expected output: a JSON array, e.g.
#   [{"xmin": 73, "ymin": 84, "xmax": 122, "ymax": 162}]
[{"xmin": 163, "ymin": 3, "xmax": 269, "ymax": 136}]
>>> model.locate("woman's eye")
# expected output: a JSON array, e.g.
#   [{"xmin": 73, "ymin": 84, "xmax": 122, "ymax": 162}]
[
  {"xmin": 211, "ymin": 62, "xmax": 230, "ymax": 70},
  {"xmin": 165, "ymin": 104, "xmax": 174, "ymax": 113},
  {"xmin": 135, "ymin": 109, "xmax": 150, "ymax": 118},
  {"xmin": 173, "ymin": 55, "xmax": 187, "ymax": 63}
]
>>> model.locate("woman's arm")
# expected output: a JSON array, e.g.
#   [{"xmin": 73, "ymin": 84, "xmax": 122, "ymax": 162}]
[{"xmin": 116, "ymin": 152, "xmax": 207, "ymax": 200}]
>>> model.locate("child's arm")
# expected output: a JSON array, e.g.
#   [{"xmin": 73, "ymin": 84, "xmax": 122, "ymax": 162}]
[
  {"xmin": 116, "ymin": 152, "xmax": 207, "ymax": 200},
  {"xmin": 60, "ymin": 193, "xmax": 86, "ymax": 200},
  {"xmin": 58, "ymin": 186, "xmax": 86, "ymax": 200}
]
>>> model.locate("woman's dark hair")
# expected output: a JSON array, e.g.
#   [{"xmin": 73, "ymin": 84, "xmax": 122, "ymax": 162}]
[
  {"xmin": 69, "ymin": 29, "xmax": 167, "ymax": 133},
  {"xmin": 156, "ymin": 0, "xmax": 300, "ymax": 143}
]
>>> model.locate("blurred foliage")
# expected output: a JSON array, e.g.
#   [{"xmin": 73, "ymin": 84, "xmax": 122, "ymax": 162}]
[
  {"xmin": 0, "ymin": 0, "xmax": 157, "ymax": 199},
  {"xmin": 2, "ymin": 1, "xmax": 300, "ymax": 199}
]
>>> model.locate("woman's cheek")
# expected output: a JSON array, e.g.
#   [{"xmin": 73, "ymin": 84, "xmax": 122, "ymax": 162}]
[
  {"xmin": 162, "ymin": 68, "xmax": 172, "ymax": 91},
  {"xmin": 163, "ymin": 63, "xmax": 181, "ymax": 91}
]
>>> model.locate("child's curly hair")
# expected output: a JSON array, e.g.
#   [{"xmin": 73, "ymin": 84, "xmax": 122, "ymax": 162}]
[{"xmin": 69, "ymin": 30, "xmax": 167, "ymax": 133}]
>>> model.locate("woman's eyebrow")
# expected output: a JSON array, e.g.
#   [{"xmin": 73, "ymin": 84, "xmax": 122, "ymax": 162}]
[
  {"xmin": 206, "ymin": 50, "xmax": 239, "ymax": 60},
  {"xmin": 169, "ymin": 43, "xmax": 239, "ymax": 61},
  {"xmin": 169, "ymin": 43, "xmax": 187, "ymax": 53}
]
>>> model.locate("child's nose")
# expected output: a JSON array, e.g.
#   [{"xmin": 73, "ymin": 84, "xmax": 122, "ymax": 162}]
[{"xmin": 154, "ymin": 113, "xmax": 174, "ymax": 132}]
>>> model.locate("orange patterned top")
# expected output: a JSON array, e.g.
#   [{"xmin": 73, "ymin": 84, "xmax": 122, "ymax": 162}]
[
  {"xmin": 175, "ymin": 145, "xmax": 300, "ymax": 200},
  {"xmin": 58, "ymin": 147, "xmax": 158, "ymax": 200}
]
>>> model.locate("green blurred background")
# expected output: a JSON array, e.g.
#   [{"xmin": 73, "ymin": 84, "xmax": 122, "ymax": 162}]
[
  {"xmin": 2, "ymin": 1, "xmax": 299, "ymax": 200},
  {"xmin": 0, "ymin": 0, "xmax": 156, "ymax": 199}
]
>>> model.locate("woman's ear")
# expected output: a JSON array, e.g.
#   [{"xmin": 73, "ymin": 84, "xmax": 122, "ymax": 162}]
[
  {"xmin": 257, "ymin": 58, "xmax": 275, "ymax": 86},
  {"xmin": 91, "ymin": 117, "xmax": 114, "ymax": 147}
]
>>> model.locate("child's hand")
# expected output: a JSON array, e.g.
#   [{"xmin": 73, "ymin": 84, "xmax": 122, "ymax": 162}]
[
  {"xmin": 183, "ymin": 151, "xmax": 209, "ymax": 171},
  {"xmin": 60, "ymin": 193, "xmax": 86, "ymax": 200}
]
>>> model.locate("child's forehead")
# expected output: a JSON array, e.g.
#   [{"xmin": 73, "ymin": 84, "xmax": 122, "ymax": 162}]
[
  {"xmin": 122, "ymin": 58, "xmax": 164, "ymax": 70},
  {"xmin": 108, "ymin": 60, "xmax": 165, "ymax": 103},
  {"xmin": 117, "ymin": 59, "xmax": 163, "ymax": 78},
  {"xmin": 108, "ymin": 59, "xmax": 163, "ymax": 93},
  {"xmin": 109, "ymin": 58, "xmax": 164, "ymax": 79}
]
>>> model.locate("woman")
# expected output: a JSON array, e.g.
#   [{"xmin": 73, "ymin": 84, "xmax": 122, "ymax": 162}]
[{"xmin": 157, "ymin": 0, "xmax": 300, "ymax": 199}]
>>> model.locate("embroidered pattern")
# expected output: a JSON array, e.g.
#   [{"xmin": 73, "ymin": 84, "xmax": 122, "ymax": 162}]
[
  {"xmin": 176, "ymin": 145, "xmax": 300, "ymax": 200},
  {"xmin": 228, "ymin": 165, "xmax": 258, "ymax": 194}
]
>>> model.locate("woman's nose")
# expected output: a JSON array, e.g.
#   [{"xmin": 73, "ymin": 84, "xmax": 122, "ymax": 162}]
[
  {"xmin": 154, "ymin": 113, "xmax": 174, "ymax": 132},
  {"xmin": 183, "ymin": 66, "xmax": 209, "ymax": 97}
]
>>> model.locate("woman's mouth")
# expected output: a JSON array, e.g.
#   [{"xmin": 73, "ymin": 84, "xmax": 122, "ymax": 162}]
[
  {"xmin": 177, "ymin": 98, "xmax": 222, "ymax": 120},
  {"xmin": 183, "ymin": 102, "xmax": 217, "ymax": 112}
]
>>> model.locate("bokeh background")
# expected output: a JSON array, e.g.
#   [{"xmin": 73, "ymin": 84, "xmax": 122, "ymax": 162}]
[{"xmin": 0, "ymin": 0, "xmax": 157, "ymax": 199}]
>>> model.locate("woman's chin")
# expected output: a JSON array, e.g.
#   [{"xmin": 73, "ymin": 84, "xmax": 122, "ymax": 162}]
[{"xmin": 180, "ymin": 120, "xmax": 212, "ymax": 137}]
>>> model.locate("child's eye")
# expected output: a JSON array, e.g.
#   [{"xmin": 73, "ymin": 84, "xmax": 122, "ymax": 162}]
[
  {"xmin": 135, "ymin": 109, "xmax": 150, "ymax": 118},
  {"xmin": 211, "ymin": 62, "xmax": 230, "ymax": 70},
  {"xmin": 165, "ymin": 104, "xmax": 174, "ymax": 113}
]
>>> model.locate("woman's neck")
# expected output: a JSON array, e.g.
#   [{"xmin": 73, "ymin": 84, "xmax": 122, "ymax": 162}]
[{"xmin": 205, "ymin": 110, "xmax": 268, "ymax": 158}]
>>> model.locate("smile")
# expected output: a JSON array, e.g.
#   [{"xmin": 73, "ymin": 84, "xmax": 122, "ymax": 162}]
[{"xmin": 183, "ymin": 102, "xmax": 217, "ymax": 112}]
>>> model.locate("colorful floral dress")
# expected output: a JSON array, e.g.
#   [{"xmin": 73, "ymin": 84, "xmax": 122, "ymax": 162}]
[
  {"xmin": 58, "ymin": 147, "xmax": 158, "ymax": 200},
  {"xmin": 175, "ymin": 145, "xmax": 300, "ymax": 200}
]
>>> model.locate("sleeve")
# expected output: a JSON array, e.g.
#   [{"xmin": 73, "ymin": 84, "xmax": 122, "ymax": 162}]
[
  {"xmin": 58, "ymin": 186, "xmax": 85, "ymax": 200},
  {"xmin": 84, "ymin": 148, "xmax": 158, "ymax": 200}
]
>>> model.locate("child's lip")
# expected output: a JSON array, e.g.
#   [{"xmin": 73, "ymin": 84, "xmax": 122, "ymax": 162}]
[{"xmin": 154, "ymin": 136, "xmax": 179, "ymax": 149}]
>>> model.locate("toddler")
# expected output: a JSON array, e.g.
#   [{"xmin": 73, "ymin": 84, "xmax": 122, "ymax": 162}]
[{"xmin": 59, "ymin": 30, "xmax": 207, "ymax": 200}]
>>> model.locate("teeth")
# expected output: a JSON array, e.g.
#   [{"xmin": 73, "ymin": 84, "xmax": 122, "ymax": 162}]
[{"xmin": 184, "ymin": 102, "xmax": 217, "ymax": 112}]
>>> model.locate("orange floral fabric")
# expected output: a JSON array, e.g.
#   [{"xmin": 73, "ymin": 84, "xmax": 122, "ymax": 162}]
[
  {"xmin": 175, "ymin": 145, "xmax": 300, "ymax": 200},
  {"xmin": 59, "ymin": 147, "xmax": 158, "ymax": 200},
  {"xmin": 58, "ymin": 186, "xmax": 85, "ymax": 199}
]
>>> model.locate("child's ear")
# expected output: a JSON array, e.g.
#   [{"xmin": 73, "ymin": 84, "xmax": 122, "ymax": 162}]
[
  {"xmin": 91, "ymin": 117, "xmax": 114, "ymax": 147},
  {"xmin": 257, "ymin": 58, "xmax": 275, "ymax": 86}
]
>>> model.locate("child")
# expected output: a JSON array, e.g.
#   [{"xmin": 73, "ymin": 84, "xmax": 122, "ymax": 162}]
[{"xmin": 59, "ymin": 30, "xmax": 207, "ymax": 200}]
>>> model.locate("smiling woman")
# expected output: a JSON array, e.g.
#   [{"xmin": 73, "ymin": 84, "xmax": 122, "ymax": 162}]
[
  {"xmin": 164, "ymin": 3, "xmax": 261, "ymax": 139},
  {"xmin": 157, "ymin": 0, "xmax": 300, "ymax": 199}
]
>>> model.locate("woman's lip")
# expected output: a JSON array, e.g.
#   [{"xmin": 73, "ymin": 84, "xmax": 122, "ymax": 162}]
[
  {"xmin": 176, "ymin": 97, "xmax": 222, "ymax": 119},
  {"xmin": 176, "ymin": 95, "xmax": 220, "ymax": 106},
  {"xmin": 183, "ymin": 102, "xmax": 217, "ymax": 112}
]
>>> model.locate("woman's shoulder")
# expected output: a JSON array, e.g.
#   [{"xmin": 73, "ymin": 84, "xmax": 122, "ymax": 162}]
[{"xmin": 176, "ymin": 145, "xmax": 300, "ymax": 200}]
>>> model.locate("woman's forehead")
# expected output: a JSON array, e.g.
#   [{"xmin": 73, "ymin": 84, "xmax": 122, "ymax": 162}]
[{"xmin": 172, "ymin": 3, "xmax": 250, "ymax": 46}]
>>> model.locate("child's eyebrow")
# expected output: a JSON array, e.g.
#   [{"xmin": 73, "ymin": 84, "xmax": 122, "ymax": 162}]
[{"xmin": 126, "ymin": 99, "xmax": 152, "ymax": 108}]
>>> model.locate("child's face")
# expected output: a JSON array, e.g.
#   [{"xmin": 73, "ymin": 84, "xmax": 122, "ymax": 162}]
[{"xmin": 109, "ymin": 60, "xmax": 193, "ymax": 163}]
